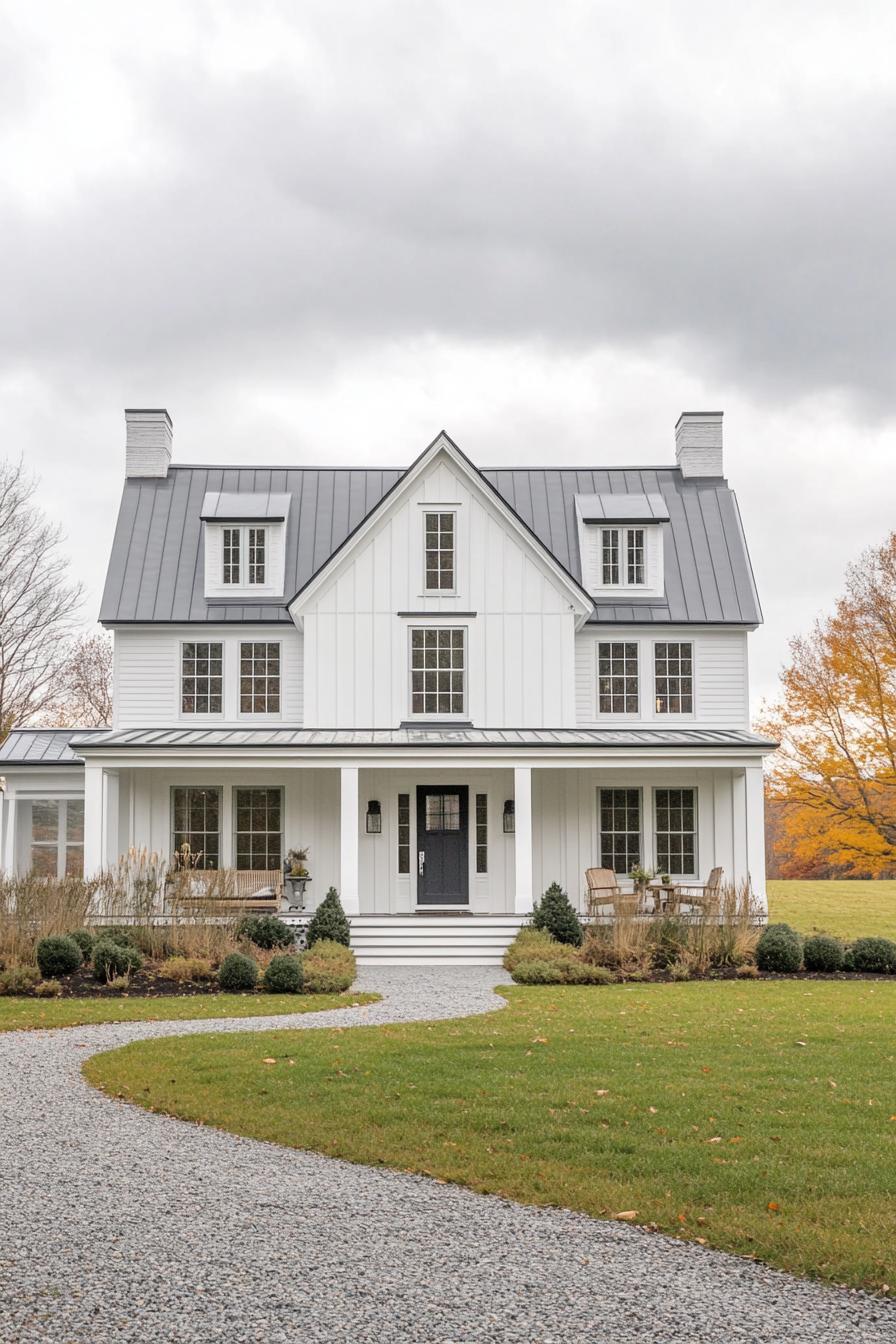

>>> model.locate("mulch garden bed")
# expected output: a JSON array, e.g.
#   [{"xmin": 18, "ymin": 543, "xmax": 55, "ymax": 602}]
[{"xmin": 41, "ymin": 965, "xmax": 227, "ymax": 999}]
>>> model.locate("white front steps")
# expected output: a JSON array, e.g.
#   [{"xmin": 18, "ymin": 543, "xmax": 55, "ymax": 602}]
[{"xmin": 282, "ymin": 913, "xmax": 526, "ymax": 966}]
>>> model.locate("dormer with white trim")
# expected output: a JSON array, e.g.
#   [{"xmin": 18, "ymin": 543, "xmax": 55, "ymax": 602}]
[
  {"xmin": 575, "ymin": 492, "xmax": 667, "ymax": 600},
  {"xmin": 201, "ymin": 492, "xmax": 290, "ymax": 599}
]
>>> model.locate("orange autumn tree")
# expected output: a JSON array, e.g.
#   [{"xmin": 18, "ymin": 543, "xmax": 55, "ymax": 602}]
[{"xmin": 761, "ymin": 532, "xmax": 896, "ymax": 877}]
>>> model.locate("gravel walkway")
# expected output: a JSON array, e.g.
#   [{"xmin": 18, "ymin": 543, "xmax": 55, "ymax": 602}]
[{"xmin": 0, "ymin": 968, "xmax": 892, "ymax": 1343}]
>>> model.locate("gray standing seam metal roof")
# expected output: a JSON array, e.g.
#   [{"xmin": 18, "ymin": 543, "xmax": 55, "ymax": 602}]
[
  {"xmin": 0, "ymin": 729, "xmax": 108, "ymax": 766},
  {"xmin": 99, "ymin": 463, "xmax": 762, "ymax": 626}
]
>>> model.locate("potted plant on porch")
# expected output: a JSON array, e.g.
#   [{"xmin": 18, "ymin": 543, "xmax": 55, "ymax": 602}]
[{"xmin": 283, "ymin": 847, "xmax": 311, "ymax": 910}]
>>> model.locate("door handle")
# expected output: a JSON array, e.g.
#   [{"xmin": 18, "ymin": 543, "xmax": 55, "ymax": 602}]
[{"xmin": 418, "ymin": 850, "xmax": 425, "ymax": 875}]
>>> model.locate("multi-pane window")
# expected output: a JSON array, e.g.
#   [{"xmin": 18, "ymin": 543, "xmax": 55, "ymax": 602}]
[
  {"xmin": 240, "ymin": 642, "xmax": 280, "ymax": 714},
  {"xmin": 223, "ymin": 528, "xmax": 241, "ymax": 584},
  {"xmin": 410, "ymin": 628, "xmax": 465, "ymax": 716},
  {"xmin": 234, "ymin": 788, "xmax": 282, "ymax": 870},
  {"xmin": 598, "ymin": 642, "xmax": 639, "ymax": 714},
  {"xmin": 424, "ymin": 793, "xmax": 461, "ymax": 832},
  {"xmin": 397, "ymin": 793, "xmax": 410, "ymax": 874},
  {"xmin": 424, "ymin": 512, "xmax": 455, "ymax": 590},
  {"xmin": 655, "ymin": 788, "xmax": 697, "ymax": 876},
  {"xmin": 600, "ymin": 527, "xmax": 647, "ymax": 587},
  {"xmin": 248, "ymin": 528, "xmax": 266, "ymax": 584},
  {"xmin": 29, "ymin": 799, "xmax": 84, "ymax": 877},
  {"xmin": 182, "ymin": 643, "xmax": 223, "ymax": 714},
  {"xmin": 475, "ymin": 793, "xmax": 488, "ymax": 874},
  {"xmin": 599, "ymin": 788, "xmax": 642, "ymax": 875},
  {"xmin": 654, "ymin": 642, "xmax": 693, "ymax": 714},
  {"xmin": 172, "ymin": 787, "xmax": 221, "ymax": 868}
]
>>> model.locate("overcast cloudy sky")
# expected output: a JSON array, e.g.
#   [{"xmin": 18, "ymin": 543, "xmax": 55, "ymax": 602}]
[{"xmin": 3, "ymin": 0, "xmax": 894, "ymax": 710}]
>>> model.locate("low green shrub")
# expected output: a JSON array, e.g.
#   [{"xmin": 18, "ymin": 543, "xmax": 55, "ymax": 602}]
[
  {"xmin": 511, "ymin": 959, "xmax": 566, "ymax": 984},
  {"xmin": 161, "ymin": 956, "xmax": 216, "ymax": 983},
  {"xmin": 566, "ymin": 962, "xmax": 616, "ymax": 985},
  {"xmin": 0, "ymin": 965, "xmax": 41, "ymax": 995},
  {"xmin": 35, "ymin": 935, "xmax": 83, "ymax": 979},
  {"xmin": 505, "ymin": 929, "xmax": 616, "ymax": 984},
  {"xmin": 67, "ymin": 929, "xmax": 95, "ymax": 961},
  {"xmin": 303, "ymin": 939, "xmax": 356, "ymax": 993},
  {"xmin": 531, "ymin": 882, "xmax": 583, "ymax": 946},
  {"xmin": 305, "ymin": 889, "xmax": 351, "ymax": 948},
  {"xmin": 849, "ymin": 937, "xmax": 896, "ymax": 974},
  {"xmin": 92, "ymin": 925, "xmax": 137, "ymax": 948},
  {"xmin": 502, "ymin": 927, "xmax": 560, "ymax": 973},
  {"xmin": 802, "ymin": 934, "xmax": 846, "ymax": 973},
  {"xmin": 755, "ymin": 923, "xmax": 803, "ymax": 974},
  {"xmin": 92, "ymin": 937, "xmax": 144, "ymax": 983},
  {"xmin": 236, "ymin": 915, "xmax": 295, "ymax": 950},
  {"xmin": 262, "ymin": 955, "xmax": 304, "ymax": 994},
  {"xmin": 218, "ymin": 952, "xmax": 259, "ymax": 992},
  {"xmin": 34, "ymin": 979, "xmax": 62, "ymax": 997}
]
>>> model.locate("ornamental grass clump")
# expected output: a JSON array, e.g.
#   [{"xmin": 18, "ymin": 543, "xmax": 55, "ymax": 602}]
[
  {"xmin": 35, "ymin": 935, "xmax": 83, "ymax": 979},
  {"xmin": 305, "ymin": 888, "xmax": 351, "ymax": 948},
  {"xmin": 236, "ymin": 915, "xmax": 295, "ymax": 950},
  {"xmin": 755, "ymin": 923, "xmax": 803, "ymax": 974},
  {"xmin": 302, "ymin": 939, "xmax": 356, "ymax": 993},
  {"xmin": 531, "ymin": 882, "xmax": 583, "ymax": 947},
  {"xmin": 802, "ymin": 934, "xmax": 846, "ymax": 973},
  {"xmin": 262, "ymin": 955, "xmax": 304, "ymax": 994},
  {"xmin": 217, "ymin": 952, "xmax": 259, "ymax": 992},
  {"xmin": 161, "ymin": 956, "xmax": 216, "ymax": 984},
  {"xmin": 849, "ymin": 937, "xmax": 896, "ymax": 974},
  {"xmin": 0, "ymin": 965, "xmax": 40, "ymax": 995},
  {"xmin": 92, "ymin": 937, "xmax": 143, "ymax": 984}
]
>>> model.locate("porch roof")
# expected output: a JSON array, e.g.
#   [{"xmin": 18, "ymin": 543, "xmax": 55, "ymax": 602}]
[{"xmin": 0, "ymin": 727, "xmax": 108, "ymax": 766}]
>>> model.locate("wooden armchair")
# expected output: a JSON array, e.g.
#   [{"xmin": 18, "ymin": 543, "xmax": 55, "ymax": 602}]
[
  {"xmin": 674, "ymin": 866, "xmax": 723, "ymax": 913},
  {"xmin": 585, "ymin": 868, "xmax": 639, "ymax": 918}
]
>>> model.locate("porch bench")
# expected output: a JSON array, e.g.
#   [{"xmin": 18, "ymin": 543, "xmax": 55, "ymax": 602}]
[{"xmin": 171, "ymin": 869, "xmax": 284, "ymax": 913}]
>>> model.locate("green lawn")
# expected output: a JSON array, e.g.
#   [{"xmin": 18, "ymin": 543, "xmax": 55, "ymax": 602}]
[
  {"xmin": 0, "ymin": 991, "xmax": 379, "ymax": 1033},
  {"xmin": 86, "ymin": 981, "xmax": 896, "ymax": 1295},
  {"xmin": 768, "ymin": 879, "xmax": 896, "ymax": 939}
]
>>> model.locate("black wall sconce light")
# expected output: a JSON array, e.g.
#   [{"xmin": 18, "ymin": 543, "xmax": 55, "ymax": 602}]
[
  {"xmin": 366, "ymin": 800, "xmax": 382, "ymax": 834},
  {"xmin": 503, "ymin": 800, "xmax": 515, "ymax": 834}
]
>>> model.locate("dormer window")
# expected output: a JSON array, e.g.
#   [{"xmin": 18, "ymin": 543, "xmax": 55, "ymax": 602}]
[
  {"xmin": 576, "ymin": 494, "xmax": 667, "ymax": 599},
  {"xmin": 601, "ymin": 527, "xmax": 646, "ymax": 587},
  {"xmin": 201, "ymin": 492, "xmax": 288, "ymax": 599},
  {"xmin": 222, "ymin": 526, "xmax": 266, "ymax": 586}
]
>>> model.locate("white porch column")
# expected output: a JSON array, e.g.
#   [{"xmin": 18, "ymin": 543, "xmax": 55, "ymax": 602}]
[
  {"xmin": 83, "ymin": 763, "xmax": 105, "ymax": 877},
  {"xmin": 340, "ymin": 766, "xmax": 360, "ymax": 915},
  {"xmin": 744, "ymin": 764, "xmax": 768, "ymax": 917},
  {"xmin": 513, "ymin": 765, "xmax": 533, "ymax": 914},
  {"xmin": 2, "ymin": 791, "xmax": 17, "ymax": 876},
  {"xmin": 103, "ymin": 771, "xmax": 120, "ymax": 870}
]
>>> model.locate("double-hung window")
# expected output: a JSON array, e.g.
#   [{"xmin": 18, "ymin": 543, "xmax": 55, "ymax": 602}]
[
  {"xmin": 654, "ymin": 788, "xmax": 697, "ymax": 877},
  {"xmin": 30, "ymin": 799, "xmax": 84, "ymax": 877},
  {"xmin": 654, "ymin": 642, "xmax": 693, "ymax": 714},
  {"xmin": 410, "ymin": 627, "xmax": 465, "ymax": 716},
  {"xmin": 598, "ymin": 642, "xmax": 639, "ymax": 714},
  {"xmin": 600, "ymin": 527, "xmax": 647, "ymax": 587},
  {"xmin": 222, "ymin": 526, "xmax": 266, "ymax": 586},
  {"xmin": 598, "ymin": 788, "xmax": 642, "ymax": 875},
  {"xmin": 171, "ymin": 786, "xmax": 221, "ymax": 868},
  {"xmin": 424, "ymin": 512, "xmax": 455, "ymax": 591},
  {"xmin": 234, "ymin": 787, "xmax": 282, "ymax": 869},
  {"xmin": 181, "ymin": 642, "xmax": 223, "ymax": 714},
  {"xmin": 239, "ymin": 642, "xmax": 280, "ymax": 714}
]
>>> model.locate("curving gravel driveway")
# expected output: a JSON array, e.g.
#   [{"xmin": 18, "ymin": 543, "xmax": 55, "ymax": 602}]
[{"xmin": 0, "ymin": 968, "xmax": 893, "ymax": 1343}]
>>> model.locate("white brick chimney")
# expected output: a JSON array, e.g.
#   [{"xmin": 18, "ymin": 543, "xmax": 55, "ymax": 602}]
[
  {"xmin": 674, "ymin": 411, "xmax": 723, "ymax": 478},
  {"xmin": 125, "ymin": 408, "xmax": 172, "ymax": 478}
]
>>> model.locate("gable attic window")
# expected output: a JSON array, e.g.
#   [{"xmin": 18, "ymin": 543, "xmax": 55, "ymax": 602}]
[
  {"xmin": 576, "ymin": 494, "xmax": 668, "ymax": 599},
  {"xmin": 424, "ymin": 512, "xmax": 455, "ymax": 591}
]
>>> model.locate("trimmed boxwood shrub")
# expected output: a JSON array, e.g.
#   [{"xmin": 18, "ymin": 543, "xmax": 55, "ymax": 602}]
[
  {"xmin": 68, "ymin": 929, "xmax": 96, "ymax": 961},
  {"xmin": 236, "ymin": 915, "xmax": 295, "ymax": 950},
  {"xmin": 503, "ymin": 927, "xmax": 559, "ymax": 973},
  {"xmin": 802, "ymin": 934, "xmax": 846, "ymax": 973},
  {"xmin": 755, "ymin": 923, "xmax": 803, "ymax": 973},
  {"xmin": 531, "ymin": 882, "xmax": 583, "ymax": 947},
  {"xmin": 92, "ymin": 937, "xmax": 143, "ymax": 983},
  {"xmin": 849, "ymin": 937, "xmax": 896, "ymax": 974},
  {"xmin": 305, "ymin": 888, "xmax": 351, "ymax": 949},
  {"xmin": 92, "ymin": 925, "xmax": 137, "ymax": 948},
  {"xmin": 218, "ymin": 952, "xmax": 259, "ymax": 992},
  {"xmin": 35, "ymin": 935, "xmax": 83, "ymax": 979},
  {"xmin": 262, "ymin": 955, "xmax": 304, "ymax": 994},
  {"xmin": 302, "ymin": 939, "xmax": 356, "ymax": 993}
]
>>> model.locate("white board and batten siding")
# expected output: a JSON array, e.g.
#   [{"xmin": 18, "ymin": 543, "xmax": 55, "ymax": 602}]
[
  {"xmin": 112, "ymin": 625, "xmax": 303, "ymax": 728},
  {"xmin": 575, "ymin": 626, "xmax": 749, "ymax": 728},
  {"xmin": 299, "ymin": 457, "xmax": 578, "ymax": 729}
]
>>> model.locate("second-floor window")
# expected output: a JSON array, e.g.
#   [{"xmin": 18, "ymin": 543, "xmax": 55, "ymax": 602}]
[
  {"xmin": 601, "ymin": 527, "xmax": 647, "ymax": 587},
  {"xmin": 240, "ymin": 642, "xmax": 281, "ymax": 714},
  {"xmin": 410, "ymin": 627, "xmax": 465, "ymax": 715},
  {"xmin": 654, "ymin": 641, "xmax": 693, "ymax": 714},
  {"xmin": 222, "ymin": 526, "xmax": 267, "ymax": 585},
  {"xmin": 424, "ymin": 512, "xmax": 455, "ymax": 591},
  {"xmin": 598, "ymin": 642, "xmax": 639, "ymax": 714},
  {"xmin": 182, "ymin": 642, "xmax": 223, "ymax": 714}
]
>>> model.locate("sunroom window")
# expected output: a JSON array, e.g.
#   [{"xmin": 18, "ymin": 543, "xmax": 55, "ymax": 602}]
[{"xmin": 30, "ymin": 799, "xmax": 83, "ymax": 877}]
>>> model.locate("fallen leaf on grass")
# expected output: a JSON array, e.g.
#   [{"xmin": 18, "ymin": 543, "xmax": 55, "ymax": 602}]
[
  {"xmin": 613, "ymin": 1210, "xmax": 638, "ymax": 1221},
  {"xmin": 262, "ymin": 1058, "xmax": 277, "ymax": 1065}
]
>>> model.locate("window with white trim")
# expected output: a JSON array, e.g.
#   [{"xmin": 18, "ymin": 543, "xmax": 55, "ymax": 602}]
[
  {"xmin": 475, "ymin": 793, "xmax": 488, "ymax": 873},
  {"xmin": 654, "ymin": 788, "xmax": 697, "ymax": 877},
  {"xmin": 654, "ymin": 642, "xmax": 693, "ymax": 714},
  {"xmin": 234, "ymin": 787, "xmax": 282, "ymax": 869},
  {"xmin": 171, "ymin": 786, "xmax": 221, "ymax": 869},
  {"xmin": 601, "ymin": 527, "xmax": 647, "ymax": 588},
  {"xmin": 598, "ymin": 642, "xmax": 639, "ymax": 714},
  {"xmin": 239, "ymin": 642, "xmax": 280, "ymax": 714},
  {"xmin": 424, "ymin": 512, "xmax": 455, "ymax": 591},
  {"xmin": 598, "ymin": 788, "xmax": 641, "ymax": 875},
  {"xmin": 30, "ymin": 799, "xmax": 84, "ymax": 877},
  {"xmin": 221, "ymin": 526, "xmax": 267, "ymax": 586},
  {"xmin": 410, "ymin": 627, "xmax": 465, "ymax": 716},
  {"xmin": 181, "ymin": 642, "xmax": 223, "ymax": 714},
  {"xmin": 397, "ymin": 794, "xmax": 410, "ymax": 874}
]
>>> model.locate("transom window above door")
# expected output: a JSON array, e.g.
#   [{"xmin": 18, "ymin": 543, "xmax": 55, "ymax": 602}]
[
  {"xmin": 410, "ymin": 627, "xmax": 466, "ymax": 716},
  {"xmin": 423, "ymin": 512, "xmax": 455, "ymax": 591}
]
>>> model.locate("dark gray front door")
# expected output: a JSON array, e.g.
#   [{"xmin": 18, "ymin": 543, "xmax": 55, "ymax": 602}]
[{"xmin": 416, "ymin": 786, "xmax": 469, "ymax": 906}]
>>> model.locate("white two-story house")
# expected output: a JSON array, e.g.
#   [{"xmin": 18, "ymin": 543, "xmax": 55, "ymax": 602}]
[{"xmin": 0, "ymin": 409, "xmax": 771, "ymax": 961}]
